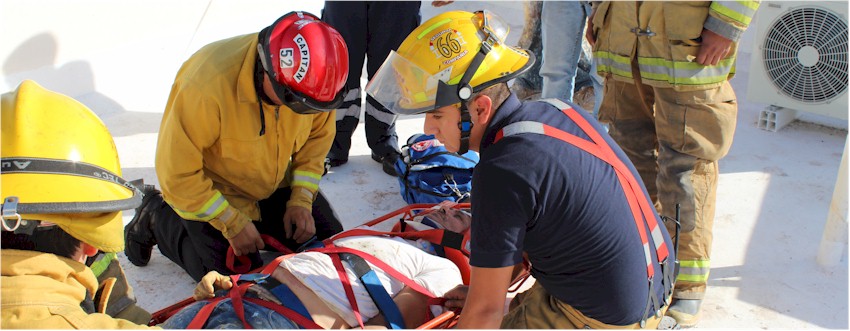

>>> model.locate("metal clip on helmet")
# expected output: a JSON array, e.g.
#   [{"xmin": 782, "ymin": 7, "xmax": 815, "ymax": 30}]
[
  {"xmin": 0, "ymin": 80, "xmax": 141, "ymax": 253},
  {"xmin": 257, "ymin": 11, "xmax": 349, "ymax": 114}
]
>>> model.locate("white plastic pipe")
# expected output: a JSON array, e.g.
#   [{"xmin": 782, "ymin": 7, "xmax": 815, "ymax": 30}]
[{"xmin": 817, "ymin": 137, "xmax": 848, "ymax": 266}]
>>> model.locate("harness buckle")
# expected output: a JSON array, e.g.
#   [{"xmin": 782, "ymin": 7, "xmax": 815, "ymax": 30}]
[
  {"xmin": 444, "ymin": 173, "xmax": 469, "ymax": 201},
  {"xmin": 630, "ymin": 27, "xmax": 657, "ymax": 37},
  {"xmin": 1, "ymin": 196, "xmax": 22, "ymax": 232},
  {"xmin": 237, "ymin": 273, "xmax": 271, "ymax": 284}
]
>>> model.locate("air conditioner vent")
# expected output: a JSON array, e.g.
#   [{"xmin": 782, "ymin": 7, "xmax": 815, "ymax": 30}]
[{"xmin": 762, "ymin": 6, "xmax": 848, "ymax": 104}]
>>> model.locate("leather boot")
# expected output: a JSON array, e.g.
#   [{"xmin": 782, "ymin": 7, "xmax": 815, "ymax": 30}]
[
  {"xmin": 665, "ymin": 298, "xmax": 702, "ymax": 328},
  {"xmin": 124, "ymin": 184, "xmax": 161, "ymax": 266}
]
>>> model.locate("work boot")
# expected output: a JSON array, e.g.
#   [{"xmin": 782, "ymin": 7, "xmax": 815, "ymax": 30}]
[
  {"xmin": 323, "ymin": 157, "xmax": 348, "ymax": 175},
  {"xmin": 665, "ymin": 299, "xmax": 702, "ymax": 328},
  {"xmin": 573, "ymin": 85, "xmax": 596, "ymax": 114},
  {"xmin": 124, "ymin": 184, "xmax": 160, "ymax": 267},
  {"xmin": 657, "ymin": 316, "xmax": 681, "ymax": 330},
  {"xmin": 371, "ymin": 151, "xmax": 400, "ymax": 177}
]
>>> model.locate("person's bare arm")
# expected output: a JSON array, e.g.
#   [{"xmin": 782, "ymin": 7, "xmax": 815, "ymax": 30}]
[
  {"xmin": 511, "ymin": 253, "xmax": 529, "ymax": 280},
  {"xmin": 452, "ymin": 266, "xmax": 514, "ymax": 329},
  {"xmin": 365, "ymin": 286, "xmax": 431, "ymax": 329}
]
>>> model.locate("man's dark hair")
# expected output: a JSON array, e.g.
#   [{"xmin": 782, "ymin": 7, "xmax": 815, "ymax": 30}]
[
  {"xmin": 473, "ymin": 83, "xmax": 511, "ymax": 111},
  {"xmin": 1, "ymin": 226, "xmax": 82, "ymax": 259}
]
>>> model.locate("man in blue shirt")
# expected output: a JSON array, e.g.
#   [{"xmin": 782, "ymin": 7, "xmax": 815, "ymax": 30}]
[{"xmin": 366, "ymin": 10, "xmax": 676, "ymax": 328}]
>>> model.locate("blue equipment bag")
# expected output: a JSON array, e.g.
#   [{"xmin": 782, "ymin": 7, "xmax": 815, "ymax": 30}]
[{"xmin": 394, "ymin": 134, "xmax": 479, "ymax": 204}]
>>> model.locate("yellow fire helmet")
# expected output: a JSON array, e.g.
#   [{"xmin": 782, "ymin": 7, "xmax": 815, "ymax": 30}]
[
  {"xmin": 1, "ymin": 80, "xmax": 141, "ymax": 252},
  {"xmin": 366, "ymin": 10, "xmax": 534, "ymax": 115}
]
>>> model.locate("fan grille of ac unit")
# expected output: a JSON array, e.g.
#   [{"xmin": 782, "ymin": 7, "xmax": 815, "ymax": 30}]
[{"xmin": 762, "ymin": 6, "xmax": 848, "ymax": 104}]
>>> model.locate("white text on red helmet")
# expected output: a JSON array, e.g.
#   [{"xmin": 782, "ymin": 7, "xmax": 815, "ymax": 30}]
[
  {"xmin": 279, "ymin": 49, "xmax": 294, "ymax": 68},
  {"xmin": 293, "ymin": 34, "xmax": 310, "ymax": 83}
]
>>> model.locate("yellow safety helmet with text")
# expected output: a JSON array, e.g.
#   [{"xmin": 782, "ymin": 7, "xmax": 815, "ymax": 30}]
[
  {"xmin": 1, "ymin": 80, "xmax": 140, "ymax": 252},
  {"xmin": 366, "ymin": 10, "xmax": 534, "ymax": 115}
]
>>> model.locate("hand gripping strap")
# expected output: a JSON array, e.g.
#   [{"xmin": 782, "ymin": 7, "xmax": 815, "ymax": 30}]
[
  {"xmin": 185, "ymin": 274, "xmax": 324, "ymax": 329},
  {"xmin": 226, "ymin": 234, "xmax": 295, "ymax": 274}
]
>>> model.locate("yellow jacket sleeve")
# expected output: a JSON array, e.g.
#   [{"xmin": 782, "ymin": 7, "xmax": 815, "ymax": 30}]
[
  {"xmin": 0, "ymin": 251, "xmax": 162, "ymax": 329},
  {"xmin": 286, "ymin": 109, "xmax": 335, "ymax": 210},
  {"xmin": 156, "ymin": 81, "xmax": 251, "ymax": 239},
  {"xmin": 706, "ymin": 1, "xmax": 761, "ymax": 41}
]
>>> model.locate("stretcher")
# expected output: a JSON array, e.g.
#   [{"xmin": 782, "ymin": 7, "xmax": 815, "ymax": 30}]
[{"xmin": 148, "ymin": 203, "xmax": 531, "ymax": 329}]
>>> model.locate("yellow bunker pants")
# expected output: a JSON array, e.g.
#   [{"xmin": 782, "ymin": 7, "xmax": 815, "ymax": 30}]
[
  {"xmin": 501, "ymin": 283, "xmax": 667, "ymax": 329},
  {"xmin": 597, "ymin": 67, "xmax": 738, "ymax": 300}
]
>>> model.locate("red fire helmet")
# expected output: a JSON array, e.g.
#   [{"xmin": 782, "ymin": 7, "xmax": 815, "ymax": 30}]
[{"xmin": 258, "ymin": 11, "xmax": 349, "ymax": 114}]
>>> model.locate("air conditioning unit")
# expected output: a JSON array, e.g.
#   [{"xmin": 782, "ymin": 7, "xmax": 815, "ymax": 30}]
[{"xmin": 747, "ymin": 1, "xmax": 848, "ymax": 131}]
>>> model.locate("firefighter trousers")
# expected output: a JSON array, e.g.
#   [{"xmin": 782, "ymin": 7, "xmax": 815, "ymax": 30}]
[
  {"xmin": 501, "ymin": 283, "xmax": 668, "ymax": 329},
  {"xmin": 321, "ymin": 1, "xmax": 421, "ymax": 160},
  {"xmin": 597, "ymin": 72, "xmax": 738, "ymax": 300},
  {"xmin": 151, "ymin": 187, "xmax": 343, "ymax": 282}
]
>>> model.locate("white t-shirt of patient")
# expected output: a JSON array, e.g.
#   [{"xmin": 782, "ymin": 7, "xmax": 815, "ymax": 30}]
[{"xmin": 279, "ymin": 234, "xmax": 462, "ymax": 327}]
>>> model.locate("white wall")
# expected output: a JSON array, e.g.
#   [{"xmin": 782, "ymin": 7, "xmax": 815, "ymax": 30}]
[{"xmin": 1, "ymin": 0, "xmax": 326, "ymax": 115}]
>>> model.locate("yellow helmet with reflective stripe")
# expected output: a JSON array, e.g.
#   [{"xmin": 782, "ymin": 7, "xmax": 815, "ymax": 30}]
[
  {"xmin": 366, "ymin": 10, "xmax": 534, "ymax": 115},
  {"xmin": 1, "ymin": 80, "xmax": 140, "ymax": 252}
]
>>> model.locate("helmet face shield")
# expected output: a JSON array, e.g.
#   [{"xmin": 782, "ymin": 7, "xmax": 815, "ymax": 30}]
[
  {"xmin": 473, "ymin": 10, "xmax": 509, "ymax": 46},
  {"xmin": 365, "ymin": 10, "xmax": 533, "ymax": 117},
  {"xmin": 279, "ymin": 82, "xmax": 346, "ymax": 114},
  {"xmin": 366, "ymin": 50, "xmax": 452, "ymax": 115}
]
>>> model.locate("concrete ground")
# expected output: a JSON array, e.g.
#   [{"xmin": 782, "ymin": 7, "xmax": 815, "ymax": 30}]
[{"xmin": 2, "ymin": 1, "xmax": 847, "ymax": 329}]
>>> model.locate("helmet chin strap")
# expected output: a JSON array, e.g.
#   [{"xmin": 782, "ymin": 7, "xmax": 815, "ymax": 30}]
[
  {"xmin": 445, "ymin": 47, "xmax": 489, "ymax": 155},
  {"xmin": 433, "ymin": 18, "xmax": 497, "ymax": 154},
  {"xmin": 458, "ymin": 101, "xmax": 473, "ymax": 155}
]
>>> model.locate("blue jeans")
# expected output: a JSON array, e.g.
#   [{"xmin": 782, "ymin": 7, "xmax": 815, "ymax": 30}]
[
  {"xmin": 161, "ymin": 299, "xmax": 301, "ymax": 329},
  {"xmin": 540, "ymin": 1, "xmax": 604, "ymax": 117},
  {"xmin": 590, "ymin": 58, "xmax": 604, "ymax": 119}
]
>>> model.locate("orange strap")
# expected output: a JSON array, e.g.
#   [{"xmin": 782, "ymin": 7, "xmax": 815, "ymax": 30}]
[
  {"xmin": 226, "ymin": 234, "xmax": 295, "ymax": 274},
  {"xmin": 185, "ymin": 273, "xmax": 324, "ymax": 329},
  {"xmin": 325, "ymin": 243, "xmax": 367, "ymax": 329},
  {"xmin": 493, "ymin": 99, "xmax": 668, "ymax": 280}
]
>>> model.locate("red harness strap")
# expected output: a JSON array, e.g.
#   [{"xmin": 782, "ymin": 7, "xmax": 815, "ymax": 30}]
[
  {"xmin": 242, "ymin": 297, "xmax": 323, "ymax": 329},
  {"xmin": 185, "ymin": 274, "xmax": 324, "ymax": 329},
  {"xmin": 309, "ymin": 244, "xmax": 442, "ymax": 329},
  {"xmin": 493, "ymin": 99, "xmax": 669, "ymax": 280},
  {"xmin": 553, "ymin": 100, "xmax": 669, "ymax": 267},
  {"xmin": 324, "ymin": 227, "xmax": 468, "ymax": 255},
  {"xmin": 226, "ymin": 234, "xmax": 295, "ymax": 274},
  {"xmin": 324, "ymin": 243, "xmax": 367, "ymax": 329},
  {"xmin": 312, "ymin": 245, "xmax": 438, "ymax": 298}
]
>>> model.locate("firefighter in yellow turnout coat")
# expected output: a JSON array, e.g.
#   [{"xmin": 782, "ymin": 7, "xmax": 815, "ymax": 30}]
[
  {"xmin": 125, "ymin": 12, "xmax": 349, "ymax": 281},
  {"xmin": 1, "ymin": 80, "xmax": 157, "ymax": 329},
  {"xmin": 587, "ymin": 1, "xmax": 760, "ymax": 327}
]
